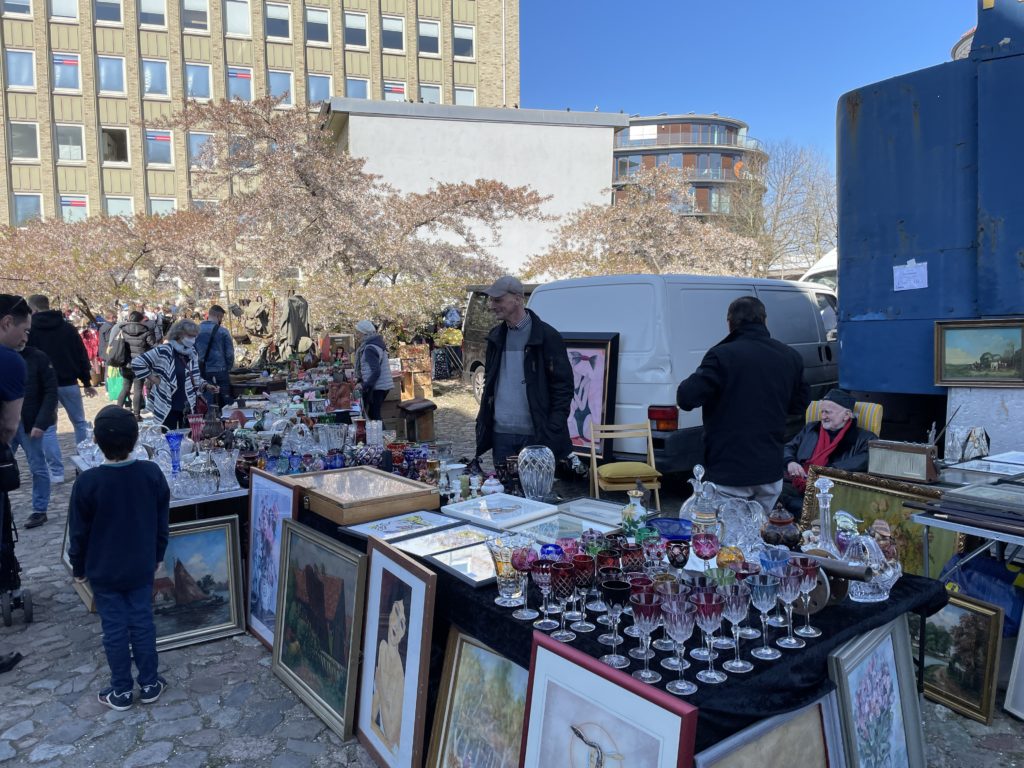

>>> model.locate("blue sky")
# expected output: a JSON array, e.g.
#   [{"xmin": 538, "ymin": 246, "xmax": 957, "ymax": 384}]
[{"xmin": 520, "ymin": 1, "xmax": 977, "ymax": 163}]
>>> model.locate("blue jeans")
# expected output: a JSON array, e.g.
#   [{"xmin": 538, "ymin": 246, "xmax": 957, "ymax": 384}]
[
  {"xmin": 491, "ymin": 432, "xmax": 536, "ymax": 470},
  {"xmin": 10, "ymin": 424, "xmax": 49, "ymax": 513},
  {"xmin": 42, "ymin": 425, "xmax": 62, "ymax": 478},
  {"xmin": 92, "ymin": 583, "xmax": 159, "ymax": 693},
  {"xmin": 58, "ymin": 385, "xmax": 90, "ymax": 444}
]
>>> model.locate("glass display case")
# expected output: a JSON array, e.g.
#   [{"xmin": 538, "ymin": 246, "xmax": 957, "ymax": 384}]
[{"xmin": 286, "ymin": 466, "xmax": 441, "ymax": 525}]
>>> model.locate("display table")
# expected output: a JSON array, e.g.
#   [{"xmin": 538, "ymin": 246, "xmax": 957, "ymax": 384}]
[{"xmin": 301, "ymin": 510, "xmax": 947, "ymax": 752}]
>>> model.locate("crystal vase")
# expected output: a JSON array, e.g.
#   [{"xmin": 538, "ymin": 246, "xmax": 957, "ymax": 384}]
[
  {"xmin": 212, "ymin": 448, "xmax": 241, "ymax": 492},
  {"xmin": 165, "ymin": 432, "xmax": 184, "ymax": 475},
  {"xmin": 517, "ymin": 445, "xmax": 555, "ymax": 501}
]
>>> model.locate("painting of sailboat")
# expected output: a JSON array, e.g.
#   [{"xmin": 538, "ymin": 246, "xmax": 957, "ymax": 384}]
[{"xmin": 153, "ymin": 516, "xmax": 246, "ymax": 651}]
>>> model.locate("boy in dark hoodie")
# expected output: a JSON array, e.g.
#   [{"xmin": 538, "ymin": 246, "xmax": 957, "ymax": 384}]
[{"xmin": 68, "ymin": 406, "xmax": 170, "ymax": 710}]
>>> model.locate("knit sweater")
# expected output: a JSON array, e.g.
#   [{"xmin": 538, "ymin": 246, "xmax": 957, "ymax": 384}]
[{"xmin": 131, "ymin": 343, "xmax": 205, "ymax": 421}]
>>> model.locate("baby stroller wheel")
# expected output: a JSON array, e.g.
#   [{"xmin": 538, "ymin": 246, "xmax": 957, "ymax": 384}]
[
  {"xmin": 1, "ymin": 594, "xmax": 11, "ymax": 627},
  {"xmin": 21, "ymin": 590, "xmax": 31, "ymax": 623}
]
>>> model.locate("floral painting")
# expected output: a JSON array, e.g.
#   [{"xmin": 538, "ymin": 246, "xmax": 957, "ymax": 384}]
[
  {"xmin": 848, "ymin": 634, "xmax": 907, "ymax": 767},
  {"xmin": 248, "ymin": 471, "xmax": 295, "ymax": 647}
]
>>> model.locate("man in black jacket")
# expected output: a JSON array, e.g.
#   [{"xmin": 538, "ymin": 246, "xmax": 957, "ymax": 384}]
[
  {"xmin": 11, "ymin": 344, "xmax": 58, "ymax": 528},
  {"xmin": 677, "ymin": 296, "xmax": 809, "ymax": 515},
  {"xmin": 474, "ymin": 276, "xmax": 574, "ymax": 472},
  {"xmin": 115, "ymin": 312, "xmax": 156, "ymax": 419}
]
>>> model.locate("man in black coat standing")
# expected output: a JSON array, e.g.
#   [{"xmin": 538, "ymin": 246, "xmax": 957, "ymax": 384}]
[
  {"xmin": 12, "ymin": 344, "xmax": 58, "ymax": 528},
  {"xmin": 677, "ymin": 296, "xmax": 809, "ymax": 515}
]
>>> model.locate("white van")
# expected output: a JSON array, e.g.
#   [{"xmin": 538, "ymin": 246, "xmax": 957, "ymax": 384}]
[
  {"xmin": 799, "ymin": 248, "xmax": 837, "ymax": 291},
  {"xmin": 527, "ymin": 274, "xmax": 839, "ymax": 473}
]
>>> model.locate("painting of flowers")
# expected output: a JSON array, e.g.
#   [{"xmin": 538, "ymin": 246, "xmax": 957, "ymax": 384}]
[{"xmin": 849, "ymin": 635, "xmax": 906, "ymax": 767}]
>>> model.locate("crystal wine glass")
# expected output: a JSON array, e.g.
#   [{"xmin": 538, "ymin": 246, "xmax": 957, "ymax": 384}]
[
  {"xmin": 485, "ymin": 535, "xmax": 529, "ymax": 608},
  {"xmin": 758, "ymin": 546, "xmax": 791, "ymax": 628},
  {"xmin": 595, "ymin": 548, "xmax": 622, "ymax": 570},
  {"xmin": 629, "ymin": 593, "xmax": 663, "ymax": 684},
  {"xmin": 790, "ymin": 555, "xmax": 822, "ymax": 639},
  {"xmin": 748, "ymin": 574, "xmax": 782, "ymax": 661},
  {"xmin": 718, "ymin": 583, "xmax": 754, "ymax": 674},
  {"xmin": 656, "ymin": 581, "xmax": 692, "ymax": 667},
  {"xmin": 728, "ymin": 561, "xmax": 763, "ymax": 639},
  {"xmin": 595, "ymin": 566, "xmax": 623, "ymax": 625},
  {"xmin": 776, "ymin": 566, "xmax": 806, "ymax": 650},
  {"xmin": 530, "ymin": 559, "xmax": 559, "ymax": 632},
  {"xmin": 650, "ymin": 573, "xmax": 679, "ymax": 651},
  {"xmin": 665, "ymin": 539, "xmax": 691, "ymax": 579},
  {"xmin": 662, "ymin": 601, "xmax": 698, "ymax": 695},
  {"xmin": 510, "ymin": 543, "xmax": 539, "ymax": 621},
  {"xmin": 557, "ymin": 539, "xmax": 584, "ymax": 621},
  {"xmin": 690, "ymin": 592, "xmax": 727, "ymax": 684},
  {"xmin": 639, "ymin": 529, "xmax": 666, "ymax": 565},
  {"xmin": 620, "ymin": 542, "xmax": 645, "ymax": 573},
  {"xmin": 692, "ymin": 532, "xmax": 720, "ymax": 572},
  {"xmin": 598, "ymin": 579, "xmax": 631, "ymax": 669},
  {"xmin": 550, "ymin": 562, "xmax": 578, "ymax": 643},
  {"xmin": 570, "ymin": 554, "xmax": 597, "ymax": 633},
  {"xmin": 626, "ymin": 576, "xmax": 655, "ymax": 647}
]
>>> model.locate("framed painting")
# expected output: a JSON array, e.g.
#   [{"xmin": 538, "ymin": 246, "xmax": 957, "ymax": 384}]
[
  {"xmin": 342, "ymin": 510, "xmax": 459, "ymax": 541},
  {"xmin": 693, "ymin": 692, "xmax": 846, "ymax": 768},
  {"xmin": 427, "ymin": 628, "xmax": 529, "ymax": 768},
  {"xmin": 521, "ymin": 631, "xmax": 698, "ymax": 768},
  {"xmin": 154, "ymin": 515, "xmax": 246, "ymax": 651},
  {"xmin": 908, "ymin": 591, "xmax": 1003, "ymax": 724},
  {"xmin": 561, "ymin": 332, "xmax": 620, "ymax": 459},
  {"xmin": 829, "ymin": 615, "xmax": 925, "ymax": 768},
  {"xmin": 511, "ymin": 513, "xmax": 619, "ymax": 543},
  {"xmin": 393, "ymin": 523, "xmax": 502, "ymax": 558},
  {"xmin": 272, "ymin": 519, "xmax": 367, "ymax": 739},
  {"xmin": 357, "ymin": 537, "xmax": 437, "ymax": 768},
  {"xmin": 442, "ymin": 492, "xmax": 557, "ymax": 528},
  {"xmin": 934, "ymin": 318, "xmax": 1024, "ymax": 387},
  {"xmin": 426, "ymin": 542, "xmax": 497, "ymax": 587},
  {"xmin": 248, "ymin": 469, "xmax": 297, "ymax": 648},
  {"xmin": 558, "ymin": 497, "xmax": 625, "ymax": 528},
  {"xmin": 802, "ymin": 466, "xmax": 957, "ymax": 578}
]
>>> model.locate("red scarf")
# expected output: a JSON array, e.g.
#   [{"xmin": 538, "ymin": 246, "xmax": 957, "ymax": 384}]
[{"xmin": 794, "ymin": 421, "xmax": 853, "ymax": 492}]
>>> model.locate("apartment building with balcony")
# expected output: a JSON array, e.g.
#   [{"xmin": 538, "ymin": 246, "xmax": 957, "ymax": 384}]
[
  {"xmin": 612, "ymin": 113, "xmax": 765, "ymax": 215},
  {"xmin": 0, "ymin": 0, "xmax": 520, "ymax": 229}
]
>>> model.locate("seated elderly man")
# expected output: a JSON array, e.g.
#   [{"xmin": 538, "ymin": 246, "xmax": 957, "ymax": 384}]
[{"xmin": 780, "ymin": 389, "xmax": 877, "ymax": 516}]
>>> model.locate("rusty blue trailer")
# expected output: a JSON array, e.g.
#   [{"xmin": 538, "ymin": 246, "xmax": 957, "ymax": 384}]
[{"xmin": 837, "ymin": 0, "xmax": 1024, "ymax": 398}]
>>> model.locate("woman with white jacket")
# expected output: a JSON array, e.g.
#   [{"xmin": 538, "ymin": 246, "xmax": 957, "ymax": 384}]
[{"xmin": 131, "ymin": 320, "xmax": 219, "ymax": 429}]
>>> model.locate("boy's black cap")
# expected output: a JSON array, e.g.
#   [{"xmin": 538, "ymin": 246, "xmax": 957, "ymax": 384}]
[{"xmin": 93, "ymin": 405, "xmax": 139, "ymax": 443}]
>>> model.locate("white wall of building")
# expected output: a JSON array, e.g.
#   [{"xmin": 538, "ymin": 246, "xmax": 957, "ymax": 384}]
[{"xmin": 332, "ymin": 102, "xmax": 626, "ymax": 273}]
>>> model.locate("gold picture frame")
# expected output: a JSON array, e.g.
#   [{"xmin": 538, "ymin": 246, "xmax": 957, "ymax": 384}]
[
  {"xmin": 934, "ymin": 318, "xmax": 1024, "ymax": 387},
  {"xmin": 801, "ymin": 466, "xmax": 958, "ymax": 577}
]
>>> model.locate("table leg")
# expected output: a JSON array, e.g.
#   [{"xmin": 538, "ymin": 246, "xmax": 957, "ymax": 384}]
[
  {"xmin": 915, "ymin": 608, "xmax": 926, "ymax": 696},
  {"xmin": 923, "ymin": 522, "xmax": 930, "ymax": 578}
]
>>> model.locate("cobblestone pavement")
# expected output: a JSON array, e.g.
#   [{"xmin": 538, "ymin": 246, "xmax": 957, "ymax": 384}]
[{"xmin": 0, "ymin": 380, "xmax": 1019, "ymax": 766}]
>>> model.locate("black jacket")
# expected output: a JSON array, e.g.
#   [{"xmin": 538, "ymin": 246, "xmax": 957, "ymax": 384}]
[
  {"xmin": 475, "ymin": 309, "xmax": 574, "ymax": 459},
  {"xmin": 118, "ymin": 321, "xmax": 156, "ymax": 364},
  {"xmin": 782, "ymin": 419, "xmax": 876, "ymax": 474},
  {"xmin": 677, "ymin": 322, "xmax": 809, "ymax": 486},
  {"xmin": 25, "ymin": 310, "xmax": 91, "ymax": 387},
  {"xmin": 19, "ymin": 347, "xmax": 58, "ymax": 432}
]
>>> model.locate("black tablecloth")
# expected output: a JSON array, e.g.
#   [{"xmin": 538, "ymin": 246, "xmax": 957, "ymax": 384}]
[{"xmin": 300, "ymin": 510, "xmax": 948, "ymax": 751}]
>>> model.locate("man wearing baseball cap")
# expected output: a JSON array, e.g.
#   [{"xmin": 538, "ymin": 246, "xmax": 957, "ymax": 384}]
[{"xmin": 473, "ymin": 276, "xmax": 574, "ymax": 473}]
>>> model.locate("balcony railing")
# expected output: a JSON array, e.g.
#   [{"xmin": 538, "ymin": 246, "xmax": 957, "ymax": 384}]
[
  {"xmin": 613, "ymin": 167, "xmax": 756, "ymax": 182},
  {"xmin": 614, "ymin": 133, "xmax": 764, "ymax": 151}
]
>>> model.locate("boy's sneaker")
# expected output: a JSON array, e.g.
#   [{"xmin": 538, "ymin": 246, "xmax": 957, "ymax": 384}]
[
  {"xmin": 97, "ymin": 687, "xmax": 133, "ymax": 711},
  {"xmin": 139, "ymin": 676, "xmax": 167, "ymax": 704}
]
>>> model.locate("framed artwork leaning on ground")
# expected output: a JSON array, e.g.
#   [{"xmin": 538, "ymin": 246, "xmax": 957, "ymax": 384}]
[
  {"xmin": 272, "ymin": 519, "xmax": 367, "ymax": 739},
  {"xmin": 248, "ymin": 469, "xmax": 297, "ymax": 649},
  {"xmin": 561, "ymin": 332, "xmax": 619, "ymax": 459},
  {"xmin": 357, "ymin": 537, "xmax": 436, "ymax": 768}
]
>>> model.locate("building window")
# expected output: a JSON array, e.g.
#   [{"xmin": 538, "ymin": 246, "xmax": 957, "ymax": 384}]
[
  {"xmin": 9, "ymin": 122, "xmax": 39, "ymax": 161},
  {"xmin": 419, "ymin": 84, "xmax": 440, "ymax": 104},
  {"xmin": 148, "ymin": 198, "xmax": 176, "ymax": 216},
  {"xmin": 101, "ymin": 127, "xmax": 129, "ymax": 164},
  {"xmin": 381, "ymin": 16, "xmax": 403, "ymax": 52},
  {"xmin": 305, "ymin": 6, "xmax": 329, "ymax": 44},
  {"xmin": 345, "ymin": 77, "xmax": 367, "ymax": 99},
  {"xmin": 105, "ymin": 196, "xmax": 133, "ymax": 217},
  {"xmin": 710, "ymin": 187, "xmax": 731, "ymax": 214},
  {"xmin": 268, "ymin": 70, "xmax": 293, "ymax": 106},
  {"xmin": 5, "ymin": 50, "xmax": 35, "ymax": 89},
  {"xmin": 191, "ymin": 199, "xmax": 217, "ymax": 210},
  {"xmin": 185, "ymin": 62, "xmax": 211, "ymax": 100},
  {"xmin": 454, "ymin": 86, "xmax": 475, "ymax": 106},
  {"xmin": 224, "ymin": 0, "xmax": 249, "ymax": 36},
  {"xmin": 50, "ymin": 0, "xmax": 77, "ymax": 19},
  {"xmin": 383, "ymin": 80, "xmax": 405, "ymax": 102},
  {"xmin": 182, "ymin": 0, "xmax": 207, "ymax": 32},
  {"xmin": 145, "ymin": 129, "xmax": 173, "ymax": 166},
  {"xmin": 227, "ymin": 66, "xmax": 252, "ymax": 101},
  {"xmin": 265, "ymin": 2, "xmax": 289, "ymax": 39},
  {"xmin": 453, "ymin": 24, "xmax": 474, "ymax": 58},
  {"xmin": 55, "ymin": 124, "xmax": 85, "ymax": 162},
  {"xmin": 60, "ymin": 195, "xmax": 88, "ymax": 222},
  {"xmin": 142, "ymin": 59, "xmax": 170, "ymax": 98},
  {"xmin": 139, "ymin": 0, "xmax": 165, "ymax": 27},
  {"xmin": 13, "ymin": 195, "xmax": 42, "ymax": 226},
  {"xmin": 418, "ymin": 20, "xmax": 439, "ymax": 55},
  {"xmin": 188, "ymin": 131, "xmax": 213, "ymax": 168},
  {"xmin": 94, "ymin": 0, "xmax": 122, "ymax": 24},
  {"xmin": 2, "ymin": 0, "xmax": 31, "ymax": 16},
  {"xmin": 307, "ymin": 74, "xmax": 331, "ymax": 104},
  {"xmin": 97, "ymin": 55, "xmax": 125, "ymax": 94},
  {"xmin": 52, "ymin": 52, "xmax": 80, "ymax": 91},
  {"xmin": 344, "ymin": 12, "xmax": 366, "ymax": 47}
]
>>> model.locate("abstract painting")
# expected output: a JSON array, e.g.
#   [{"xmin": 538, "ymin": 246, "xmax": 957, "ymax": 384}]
[
  {"xmin": 561, "ymin": 332, "xmax": 619, "ymax": 459},
  {"xmin": 248, "ymin": 469, "xmax": 296, "ymax": 648},
  {"xmin": 273, "ymin": 519, "xmax": 367, "ymax": 739}
]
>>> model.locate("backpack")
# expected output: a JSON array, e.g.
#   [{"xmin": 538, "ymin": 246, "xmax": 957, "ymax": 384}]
[{"xmin": 107, "ymin": 333, "xmax": 130, "ymax": 368}]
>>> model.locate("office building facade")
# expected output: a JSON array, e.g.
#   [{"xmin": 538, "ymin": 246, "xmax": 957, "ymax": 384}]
[{"xmin": 0, "ymin": 0, "xmax": 520, "ymax": 226}]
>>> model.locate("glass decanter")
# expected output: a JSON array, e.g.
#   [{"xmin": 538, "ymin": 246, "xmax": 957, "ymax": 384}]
[
  {"xmin": 811, "ymin": 476, "xmax": 841, "ymax": 557},
  {"xmin": 717, "ymin": 498, "xmax": 765, "ymax": 564}
]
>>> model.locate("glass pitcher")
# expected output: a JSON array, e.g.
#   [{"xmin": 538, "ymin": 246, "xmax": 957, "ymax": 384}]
[{"xmin": 717, "ymin": 498, "xmax": 766, "ymax": 564}]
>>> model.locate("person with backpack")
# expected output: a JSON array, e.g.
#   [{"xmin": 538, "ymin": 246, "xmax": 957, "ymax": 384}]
[
  {"xmin": 195, "ymin": 305, "xmax": 234, "ymax": 410},
  {"xmin": 112, "ymin": 312, "xmax": 156, "ymax": 420}
]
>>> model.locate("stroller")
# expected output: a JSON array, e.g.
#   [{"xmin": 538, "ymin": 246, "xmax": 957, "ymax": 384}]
[{"xmin": 0, "ymin": 491, "xmax": 32, "ymax": 626}]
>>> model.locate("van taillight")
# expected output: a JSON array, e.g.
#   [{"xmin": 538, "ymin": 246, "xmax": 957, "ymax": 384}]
[{"xmin": 648, "ymin": 406, "xmax": 678, "ymax": 432}]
